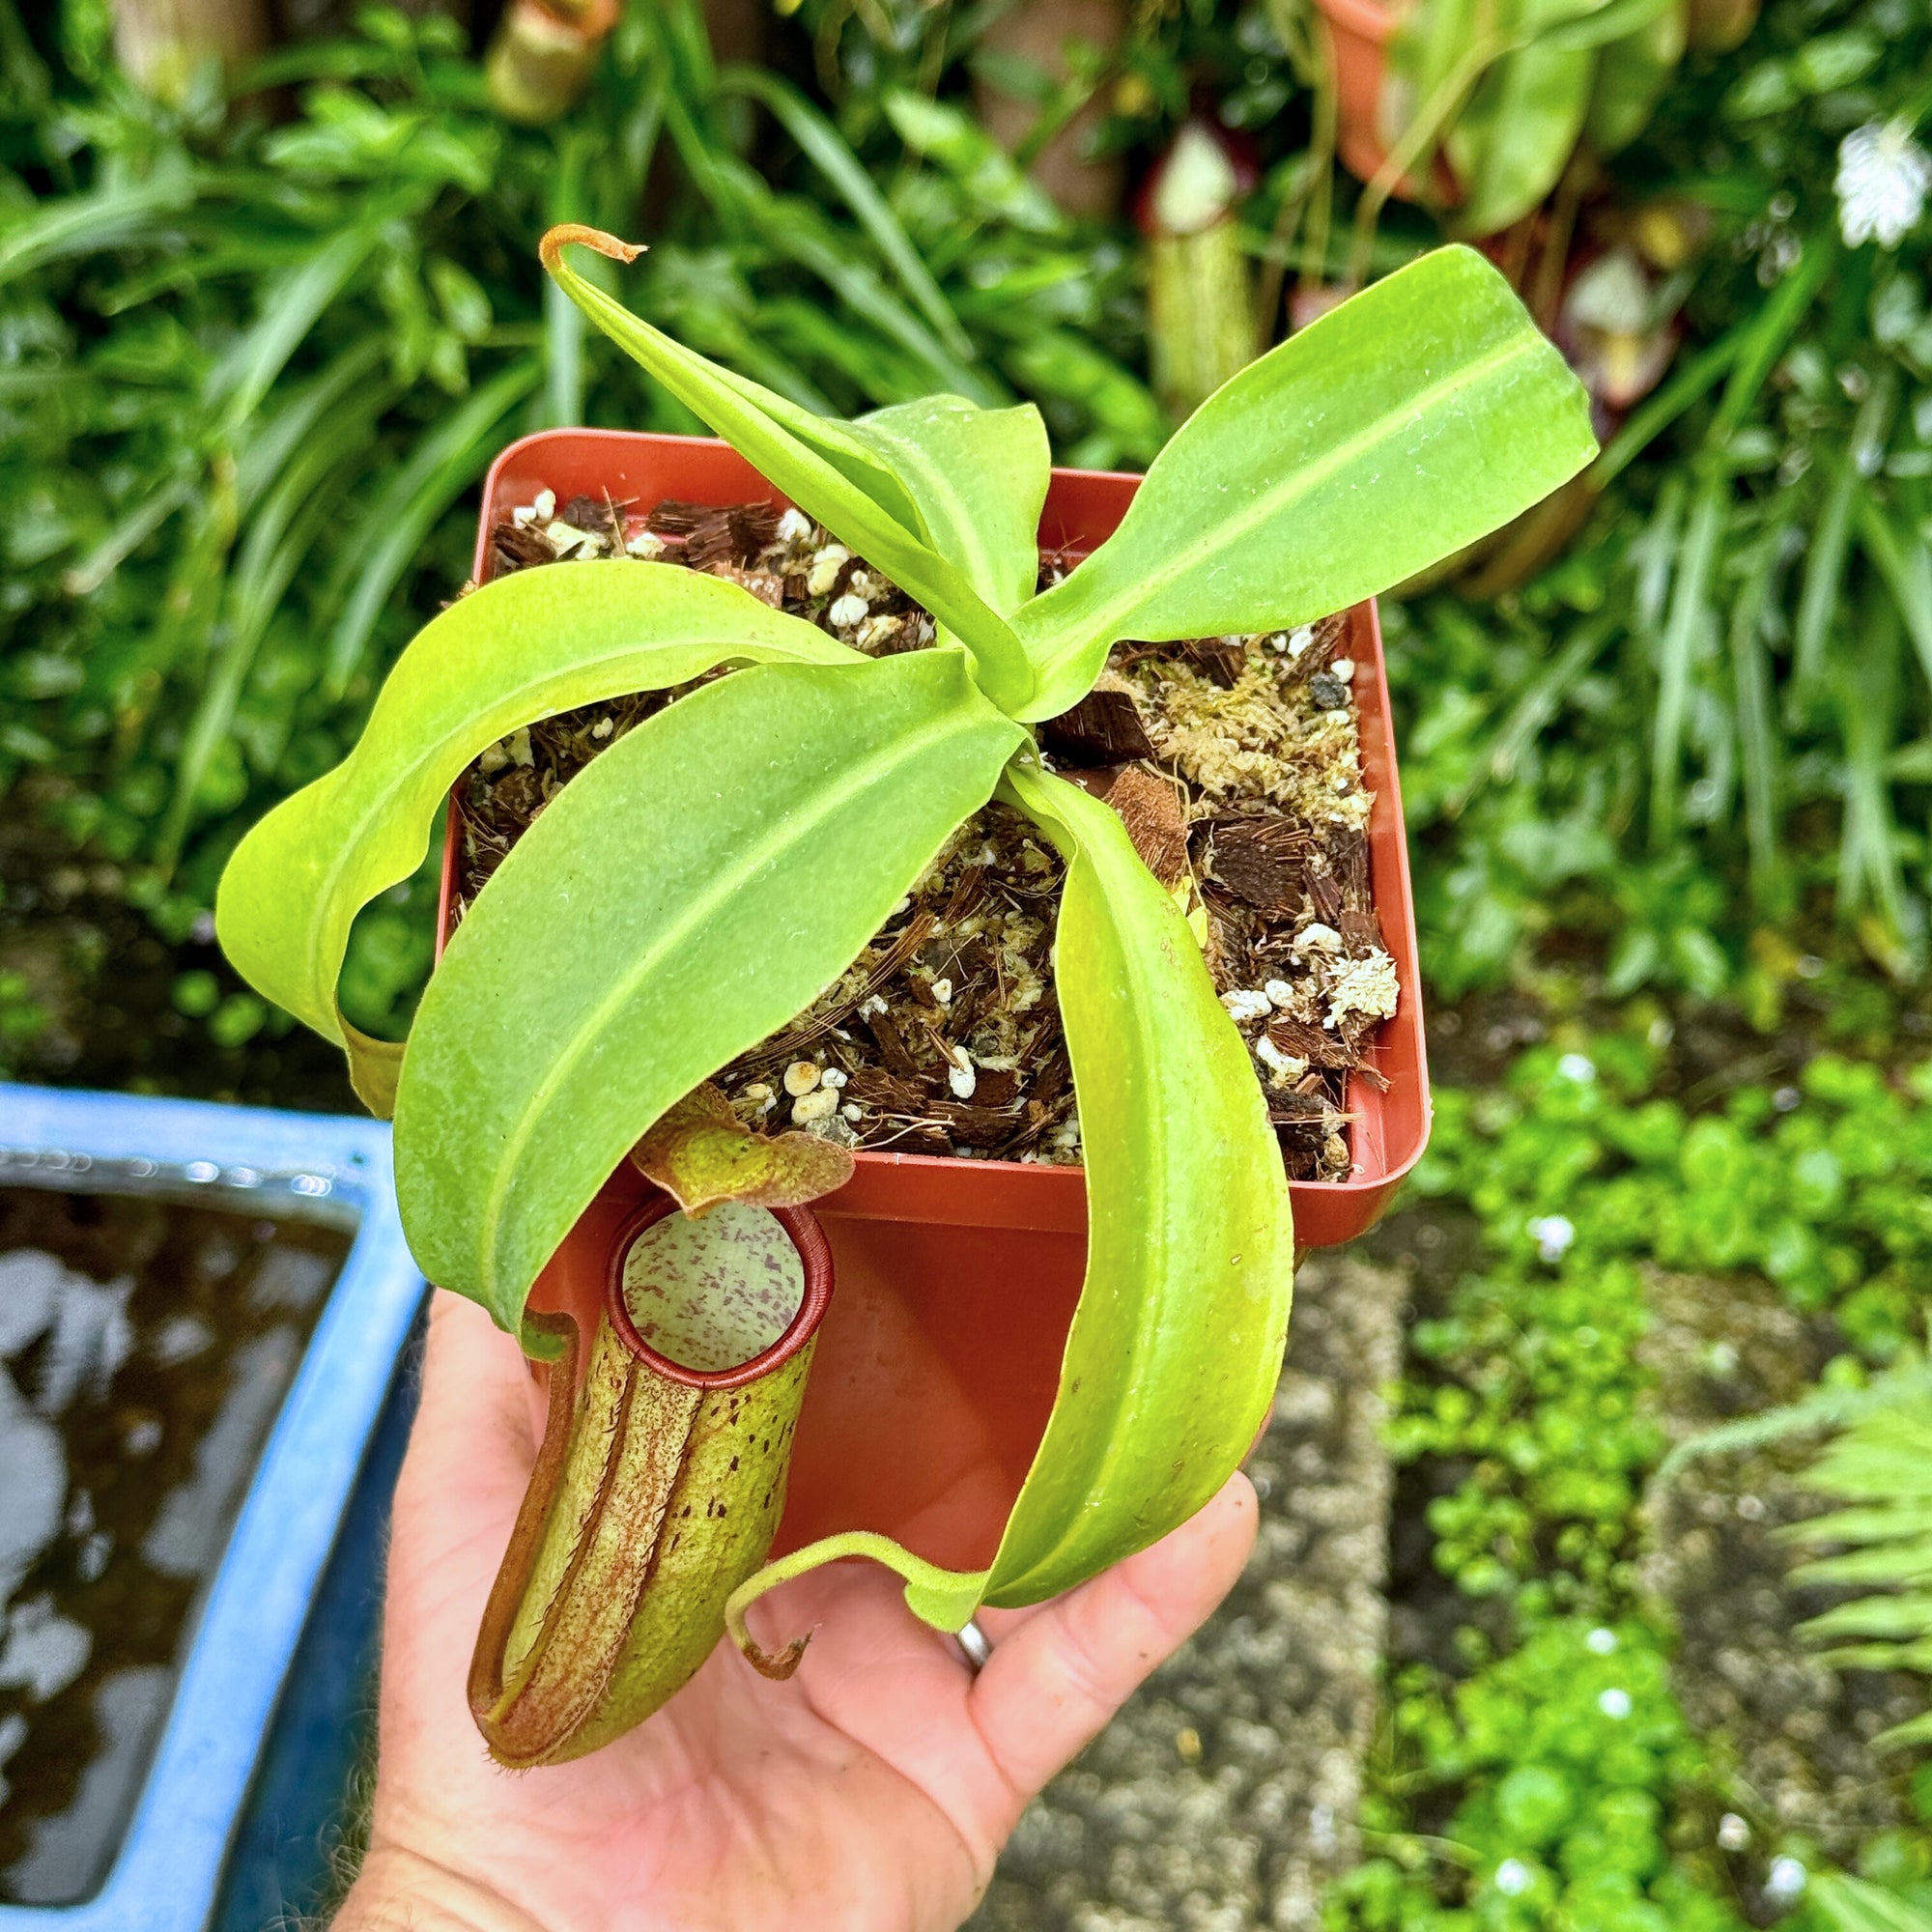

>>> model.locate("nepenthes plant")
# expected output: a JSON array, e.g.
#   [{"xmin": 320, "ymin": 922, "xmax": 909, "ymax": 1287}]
[{"xmin": 217, "ymin": 227, "xmax": 1594, "ymax": 1763}]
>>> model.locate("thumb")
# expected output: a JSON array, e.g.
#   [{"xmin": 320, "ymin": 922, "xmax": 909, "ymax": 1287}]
[
  {"xmin": 379, "ymin": 1292, "xmax": 540, "ymax": 1755},
  {"xmin": 966, "ymin": 1471, "xmax": 1258, "ymax": 1811}
]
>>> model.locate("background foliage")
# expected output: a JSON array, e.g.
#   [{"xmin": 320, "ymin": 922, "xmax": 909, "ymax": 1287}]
[{"xmin": 11, "ymin": 0, "xmax": 1932, "ymax": 1922}]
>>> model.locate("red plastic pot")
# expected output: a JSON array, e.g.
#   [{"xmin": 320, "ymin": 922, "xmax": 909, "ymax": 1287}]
[
  {"xmin": 1312, "ymin": 0, "xmax": 1459, "ymax": 205},
  {"xmin": 444, "ymin": 428, "xmax": 1430, "ymax": 1576}
]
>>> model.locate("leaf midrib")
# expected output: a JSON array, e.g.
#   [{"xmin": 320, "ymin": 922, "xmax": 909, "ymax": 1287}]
[
  {"xmin": 469, "ymin": 688, "xmax": 1009, "ymax": 1310},
  {"xmin": 298, "ymin": 599, "xmax": 848, "ymax": 1034},
  {"xmin": 1030, "ymin": 327, "xmax": 1559, "ymax": 668}
]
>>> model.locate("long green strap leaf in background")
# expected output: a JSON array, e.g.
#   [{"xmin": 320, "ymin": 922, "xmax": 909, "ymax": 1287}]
[
  {"xmin": 1793, "ymin": 456, "xmax": 1860, "ymax": 695},
  {"xmin": 206, "ymin": 219, "xmax": 387, "ymax": 437},
  {"xmin": 719, "ymin": 65, "xmax": 975, "ymax": 361},
  {"xmin": 1449, "ymin": 41, "xmax": 1595, "ymax": 239},
  {"xmin": 660, "ymin": 94, "xmax": 997, "ymax": 405},
  {"xmin": 1648, "ymin": 465, "xmax": 1724, "ymax": 849},
  {"xmin": 393, "ymin": 650, "xmax": 1025, "ymax": 1328},
  {"xmin": 984, "ymin": 758, "xmax": 1295, "ymax": 1602},
  {"xmin": 1011, "ymin": 246, "xmax": 1597, "ymax": 721},
  {"xmin": 0, "ymin": 156, "xmax": 196, "ymax": 290},
  {"xmin": 881, "ymin": 90, "xmax": 1065, "ymax": 237},
  {"xmin": 216, "ymin": 561, "xmax": 859, "ymax": 1110},
  {"xmin": 321, "ymin": 354, "xmax": 546, "ymax": 698},
  {"xmin": 541, "ymin": 229, "xmax": 1037, "ymax": 713},
  {"xmin": 1583, "ymin": 0, "xmax": 1685, "ymax": 153},
  {"xmin": 1807, "ymin": 1872, "xmax": 1932, "ymax": 1932},
  {"xmin": 160, "ymin": 384, "xmax": 394, "ymax": 867}
]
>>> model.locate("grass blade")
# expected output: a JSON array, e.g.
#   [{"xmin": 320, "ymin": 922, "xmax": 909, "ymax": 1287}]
[
  {"xmin": 1792, "ymin": 456, "xmax": 1860, "ymax": 699},
  {"xmin": 1859, "ymin": 496, "xmax": 1932, "ymax": 695},
  {"xmin": 722, "ymin": 65, "xmax": 975, "ymax": 361},
  {"xmin": 0, "ymin": 158, "xmax": 196, "ymax": 289},
  {"xmin": 1729, "ymin": 522, "xmax": 1788, "ymax": 911},
  {"xmin": 206, "ymin": 220, "xmax": 389, "ymax": 434},
  {"xmin": 1649, "ymin": 468, "xmax": 1724, "ymax": 850},
  {"xmin": 321, "ymin": 355, "xmax": 544, "ymax": 698}
]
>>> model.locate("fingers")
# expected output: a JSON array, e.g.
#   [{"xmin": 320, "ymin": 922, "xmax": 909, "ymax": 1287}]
[
  {"xmin": 967, "ymin": 1471, "xmax": 1258, "ymax": 1807},
  {"xmin": 391, "ymin": 1294, "xmax": 536, "ymax": 1562},
  {"xmin": 379, "ymin": 1293, "xmax": 543, "ymax": 1768}
]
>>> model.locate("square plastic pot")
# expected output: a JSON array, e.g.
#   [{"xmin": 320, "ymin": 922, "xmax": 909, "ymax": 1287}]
[
  {"xmin": 0, "ymin": 1085, "xmax": 423, "ymax": 1932},
  {"xmin": 448, "ymin": 428, "xmax": 1430, "ymax": 1576}
]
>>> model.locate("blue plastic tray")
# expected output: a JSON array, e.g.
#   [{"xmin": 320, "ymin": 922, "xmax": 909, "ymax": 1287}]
[{"xmin": 0, "ymin": 1086, "xmax": 425, "ymax": 1932}]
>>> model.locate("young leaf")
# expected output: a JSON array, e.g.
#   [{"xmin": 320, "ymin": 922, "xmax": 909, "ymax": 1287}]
[
  {"xmin": 853, "ymin": 395, "xmax": 1052, "ymax": 617},
  {"xmin": 394, "ymin": 651, "xmax": 1025, "ymax": 1330},
  {"xmin": 630, "ymin": 1085, "xmax": 854, "ymax": 1217},
  {"xmin": 215, "ymin": 561, "xmax": 859, "ymax": 1111},
  {"xmin": 983, "ymin": 759, "xmax": 1295, "ymax": 1602},
  {"xmin": 542, "ymin": 228, "xmax": 1037, "ymax": 713},
  {"xmin": 1011, "ymin": 246, "xmax": 1597, "ymax": 721}
]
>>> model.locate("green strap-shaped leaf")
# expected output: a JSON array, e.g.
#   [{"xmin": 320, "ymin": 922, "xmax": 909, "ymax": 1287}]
[
  {"xmin": 393, "ymin": 650, "xmax": 1025, "ymax": 1329},
  {"xmin": 982, "ymin": 758, "xmax": 1295, "ymax": 1602},
  {"xmin": 724, "ymin": 753, "xmax": 1294, "ymax": 1635},
  {"xmin": 215, "ymin": 561, "xmax": 858, "ymax": 1110},
  {"xmin": 1583, "ymin": 0, "xmax": 1686, "ymax": 154},
  {"xmin": 541, "ymin": 228, "xmax": 1037, "ymax": 714},
  {"xmin": 854, "ymin": 395, "xmax": 1052, "ymax": 618},
  {"xmin": 1447, "ymin": 42, "xmax": 1596, "ymax": 238},
  {"xmin": 1010, "ymin": 246, "xmax": 1598, "ymax": 721},
  {"xmin": 1806, "ymin": 1872, "xmax": 1932, "ymax": 1932}
]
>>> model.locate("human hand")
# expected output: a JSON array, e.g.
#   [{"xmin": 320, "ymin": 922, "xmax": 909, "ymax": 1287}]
[{"xmin": 335, "ymin": 1289, "xmax": 1259, "ymax": 1932}]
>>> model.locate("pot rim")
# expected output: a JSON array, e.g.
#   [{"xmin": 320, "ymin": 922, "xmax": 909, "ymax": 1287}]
[
  {"xmin": 458, "ymin": 427, "xmax": 1434, "ymax": 1246},
  {"xmin": 603, "ymin": 1192, "xmax": 835, "ymax": 1391}
]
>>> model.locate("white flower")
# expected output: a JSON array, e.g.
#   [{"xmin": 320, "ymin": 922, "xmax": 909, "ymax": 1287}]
[
  {"xmin": 1556, "ymin": 1053, "xmax": 1596, "ymax": 1083},
  {"xmin": 1493, "ymin": 1859, "xmax": 1531, "ymax": 1897},
  {"xmin": 1585, "ymin": 1626, "xmax": 1618, "ymax": 1655},
  {"xmin": 1836, "ymin": 120, "xmax": 1932, "ymax": 249},
  {"xmin": 1528, "ymin": 1214, "xmax": 1575, "ymax": 1263},
  {"xmin": 1717, "ymin": 1812, "xmax": 1750, "ymax": 1852},
  {"xmin": 1765, "ymin": 1856, "xmax": 1807, "ymax": 1905},
  {"xmin": 1597, "ymin": 1687, "xmax": 1633, "ymax": 1719}
]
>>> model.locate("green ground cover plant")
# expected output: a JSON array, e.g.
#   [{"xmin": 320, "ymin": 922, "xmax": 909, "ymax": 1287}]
[{"xmin": 1328, "ymin": 1031, "xmax": 1932, "ymax": 1925}]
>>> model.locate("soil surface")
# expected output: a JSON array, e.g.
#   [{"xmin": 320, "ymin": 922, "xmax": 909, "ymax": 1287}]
[
  {"xmin": 1638, "ymin": 1267, "xmax": 1923, "ymax": 1914},
  {"xmin": 459, "ymin": 489, "xmax": 1401, "ymax": 1180},
  {"xmin": 965, "ymin": 1251, "xmax": 1407, "ymax": 1932}
]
